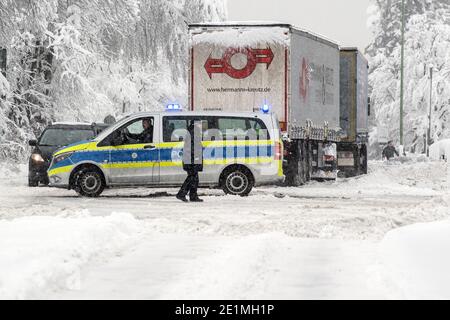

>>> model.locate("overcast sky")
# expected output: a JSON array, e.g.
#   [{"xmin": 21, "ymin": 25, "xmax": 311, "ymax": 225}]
[{"xmin": 227, "ymin": 0, "xmax": 373, "ymax": 52}]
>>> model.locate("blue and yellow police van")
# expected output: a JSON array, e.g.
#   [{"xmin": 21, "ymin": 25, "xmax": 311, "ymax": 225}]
[{"xmin": 48, "ymin": 110, "xmax": 284, "ymax": 197}]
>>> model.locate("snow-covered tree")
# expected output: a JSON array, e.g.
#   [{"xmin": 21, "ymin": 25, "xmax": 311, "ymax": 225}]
[
  {"xmin": 366, "ymin": 0, "xmax": 450, "ymax": 155},
  {"xmin": 0, "ymin": 0, "xmax": 227, "ymax": 162}
]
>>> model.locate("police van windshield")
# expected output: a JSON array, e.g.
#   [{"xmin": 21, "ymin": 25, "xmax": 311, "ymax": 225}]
[{"xmin": 39, "ymin": 128, "xmax": 95, "ymax": 147}]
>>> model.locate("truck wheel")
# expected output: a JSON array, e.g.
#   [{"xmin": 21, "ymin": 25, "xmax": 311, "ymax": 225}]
[
  {"xmin": 74, "ymin": 168, "xmax": 105, "ymax": 197},
  {"xmin": 285, "ymin": 140, "xmax": 308, "ymax": 187},
  {"xmin": 295, "ymin": 140, "xmax": 308, "ymax": 186},
  {"xmin": 285, "ymin": 161, "xmax": 303, "ymax": 187},
  {"xmin": 306, "ymin": 141, "xmax": 313, "ymax": 181},
  {"xmin": 297, "ymin": 160, "xmax": 307, "ymax": 186},
  {"xmin": 221, "ymin": 167, "xmax": 254, "ymax": 196},
  {"xmin": 360, "ymin": 146, "xmax": 368, "ymax": 175}
]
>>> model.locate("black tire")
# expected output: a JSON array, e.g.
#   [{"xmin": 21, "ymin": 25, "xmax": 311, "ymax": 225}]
[
  {"xmin": 28, "ymin": 177, "xmax": 38, "ymax": 187},
  {"xmin": 221, "ymin": 167, "xmax": 254, "ymax": 196},
  {"xmin": 74, "ymin": 168, "xmax": 105, "ymax": 197},
  {"xmin": 360, "ymin": 146, "xmax": 368, "ymax": 175},
  {"xmin": 284, "ymin": 160, "xmax": 302, "ymax": 187},
  {"xmin": 306, "ymin": 140, "xmax": 313, "ymax": 181},
  {"xmin": 284, "ymin": 140, "xmax": 308, "ymax": 187}
]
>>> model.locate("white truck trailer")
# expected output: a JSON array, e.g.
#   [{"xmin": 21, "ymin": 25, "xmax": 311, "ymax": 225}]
[{"xmin": 188, "ymin": 23, "xmax": 369, "ymax": 185}]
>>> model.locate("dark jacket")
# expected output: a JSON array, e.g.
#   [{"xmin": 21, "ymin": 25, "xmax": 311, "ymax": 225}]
[
  {"xmin": 382, "ymin": 145, "xmax": 399, "ymax": 160},
  {"xmin": 128, "ymin": 128, "xmax": 153, "ymax": 144},
  {"xmin": 182, "ymin": 122, "xmax": 203, "ymax": 172}
]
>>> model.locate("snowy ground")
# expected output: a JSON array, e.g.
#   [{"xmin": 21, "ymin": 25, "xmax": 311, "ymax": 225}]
[{"xmin": 0, "ymin": 159, "xmax": 449, "ymax": 299}]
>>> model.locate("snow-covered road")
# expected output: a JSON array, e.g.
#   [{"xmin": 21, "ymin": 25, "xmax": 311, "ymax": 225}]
[
  {"xmin": 47, "ymin": 234, "xmax": 386, "ymax": 300},
  {"xmin": 1, "ymin": 160, "xmax": 449, "ymax": 299}
]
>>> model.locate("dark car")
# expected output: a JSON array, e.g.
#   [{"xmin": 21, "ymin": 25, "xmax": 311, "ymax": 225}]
[{"xmin": 28, "ymin": 122, "xmax": 110, "ymax": 187}]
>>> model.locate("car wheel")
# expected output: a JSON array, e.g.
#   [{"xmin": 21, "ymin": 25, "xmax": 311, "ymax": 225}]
[
  {"xmin": 222, "ymin": 168, "xmax": 254, "ymax": 196},
  {"xmin": 75, "ymin": 169, "xmax": 105, "ymax": 197}
]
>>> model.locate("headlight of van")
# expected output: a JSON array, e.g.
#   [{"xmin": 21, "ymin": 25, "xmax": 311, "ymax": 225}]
[
  {"xmin": 31, "ymin": 153, "xmax": 45, "ymax": 163},
  {"xmin": 53, "ymin": 152, "xmax": 74, "ymax": 164}
]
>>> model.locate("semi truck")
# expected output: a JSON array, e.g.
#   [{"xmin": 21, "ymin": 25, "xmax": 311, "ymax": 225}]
[
  {"xmin": 337, "ymin": 48, "xmax": 369, "ymax": 177},
  {"xmin": 188, "ymin": 23, "xmax": 369, "ymax": 185}
]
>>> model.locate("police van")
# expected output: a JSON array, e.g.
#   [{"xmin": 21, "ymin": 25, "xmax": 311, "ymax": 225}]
[{"xmin": 47, "ymin": 110, "xmax": 284, "ymax": 197}]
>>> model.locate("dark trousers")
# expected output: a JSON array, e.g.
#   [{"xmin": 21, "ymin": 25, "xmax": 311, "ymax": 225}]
[{"xmin": 178, "ymin": 168, "xmax": 199, "ymax": 199}]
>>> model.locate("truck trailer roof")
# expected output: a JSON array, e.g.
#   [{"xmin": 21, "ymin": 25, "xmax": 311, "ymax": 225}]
[{"xmin": 189, "ymin": 21, "xmax": 339, "ymax": 49}]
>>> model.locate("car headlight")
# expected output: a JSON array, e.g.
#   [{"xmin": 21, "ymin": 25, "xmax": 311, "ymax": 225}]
[
  {"xmin": 31, "ymin": 153, "xmax": 45, "ymax": 163},
  {"xmin": 53, "ymin": 152, "xmax": 74, "ymax": 164}
]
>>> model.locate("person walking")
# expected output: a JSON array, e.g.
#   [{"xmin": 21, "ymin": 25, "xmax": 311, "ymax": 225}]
[
  {"xmin": 176, "ymin": 120, "xmax": 204, "ymax": 202},
  {"xmin": 382, "ymin": 140, "xmax": 399, "ymax": 160}
]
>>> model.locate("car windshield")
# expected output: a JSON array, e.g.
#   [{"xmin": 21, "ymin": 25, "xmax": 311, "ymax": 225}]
[{"xmin": 39, "ymin": 128, "xmax": 95, "ymax": 147}]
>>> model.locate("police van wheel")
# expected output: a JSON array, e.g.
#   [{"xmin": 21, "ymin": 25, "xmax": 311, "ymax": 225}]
[
  {"xmin": 221, "ymin": 168, "xmax": 254, "ymax": 196},
  {"xmin": 75, "ymin": 169, "xmax": 105, "ymax": 197}
]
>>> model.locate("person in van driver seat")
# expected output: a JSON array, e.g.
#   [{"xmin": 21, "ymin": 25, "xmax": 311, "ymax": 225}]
[
  {"xmin": 124, "ymin": 118, "xmax": 153, "ymax": 144},
  {"xmin": 176, "ymin": 120, "xmax": 204, "ymax": 203}
]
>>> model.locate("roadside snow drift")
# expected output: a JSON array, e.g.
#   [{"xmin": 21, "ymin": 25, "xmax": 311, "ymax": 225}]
[
  {"xmin": 0, "ymin": 211, "xmax": 141, "ymax": 299},
  {"xmin": 379, "ymin": 219, "xmax": 450, "ymax": 299}
]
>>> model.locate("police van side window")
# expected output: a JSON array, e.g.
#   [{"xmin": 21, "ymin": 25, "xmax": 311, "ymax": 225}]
[
  {"xmin": 122, "ymin": 118, "xmax": 154, "ymax": 145},
  {"xmin": 99, "ymin": 117, "xmax": 154, "ymax": 146},
  {"xmin": 163, "ymin": 116, "xmax": 217, "ymax": 142},
  {"xmin": 217, "ymin": 117, "xmax": 269, "ymax": 140},
  {"xmin": 163, "ymin": 117, "xmax": 188, "ymax": 142}
]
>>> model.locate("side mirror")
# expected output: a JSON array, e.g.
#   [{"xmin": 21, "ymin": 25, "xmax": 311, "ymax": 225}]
[{"xmin": 29, "ymin": 140, "xmax": 38, "ymax": 147}]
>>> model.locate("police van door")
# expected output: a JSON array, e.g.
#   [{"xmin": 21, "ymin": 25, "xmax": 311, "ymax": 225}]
[
  {"xmin": 105, "ymin": 116, "xmax": 160, "ymax": 185},
  {"xmin": 161, "ymin": 116, "xmax": 218, "ymax": 185},
  {"xmin": 160, "ymin": 115, "xmax": 189, "ymax": 184}
]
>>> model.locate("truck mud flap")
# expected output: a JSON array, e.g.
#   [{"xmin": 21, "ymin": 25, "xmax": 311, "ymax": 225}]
[{"xmin": 311, "ymin": 169, "xmax": 337, "ymax": 181}]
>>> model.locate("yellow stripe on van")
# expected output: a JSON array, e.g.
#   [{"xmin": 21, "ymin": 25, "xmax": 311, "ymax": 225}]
[
  {"xmin": 160, "ymin": 161, "xmax": 183, "ymax": 167},
  {"xmin": 53, "ymin": 143, "xmax": 95, "ymax": 156},
  {"xmin": 160, "ymin": 157, "xmax": 274, "ymax": 167},
  {"xmin": 204, "ymin": 157, "xmax": 274, "ymax": 166},
  {"xmin": 159, "ymin": 140, "xmax": 274, "ymax": 149},
  {"xmin": 48, "ymin": 165, "xmax": 74, "ymax": 176},
  {"xmin": 102, "ymin": 162, "xmax": 159, "ymax": 169},
  {"xmin": 277, "ymin": 160, "xmax": 283, "ymax": 177}
]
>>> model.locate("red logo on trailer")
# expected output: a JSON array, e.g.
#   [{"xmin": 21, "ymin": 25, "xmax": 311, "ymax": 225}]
[
  {"xmin": 204, "ymin": 47, "xmax": 274, "ymax": 79},
  {"xmin": 300, "ymin": 58, "xmax": 309, "ymax": 101}
]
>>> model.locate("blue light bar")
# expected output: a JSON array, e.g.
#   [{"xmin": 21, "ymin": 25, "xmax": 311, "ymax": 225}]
[
  {"xmin": 166, "ymin": 103, "xmax": 182, "ymax": 111},
  {"xmin": 261, "ymin": 104, "xmax": 270, "ymax": 114}
]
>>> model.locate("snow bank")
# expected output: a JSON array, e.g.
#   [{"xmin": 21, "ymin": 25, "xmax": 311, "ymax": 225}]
[
  {"xmin": 191, "ymin": 27, "xmax": 289, "ymax": 47},
  {"xmin": 430, "ymin": 139, "xmax": 450, "ymax": 161},
  {"xmin": 0, "ymin": 162, "xmax": 28, "ymax": 188},
  {"xmin": 0, "ymin": 162, "xmax": 27, "ymax": 178},
  {"xmin": 379, "ymin": 219, "xmax": 450, "ymax": 299},
  {"xmin": 0, "ymin": 211, "xmax": 141, "ymax": 299}
]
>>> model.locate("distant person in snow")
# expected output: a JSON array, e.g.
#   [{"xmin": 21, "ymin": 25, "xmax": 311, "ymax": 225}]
[
  {"xmin": 382, "ymin": 141, "xmax": 399, "ymax": 160},
  {"xmin": 176, "ymin": 120, "xmax": 204, "ymax": 202}
]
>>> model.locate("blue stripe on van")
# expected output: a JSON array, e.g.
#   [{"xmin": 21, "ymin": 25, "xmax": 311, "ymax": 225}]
[{"xmin": 49, "ymin": 145, "xmax": 275, "ymax": 171}]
